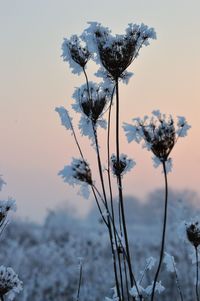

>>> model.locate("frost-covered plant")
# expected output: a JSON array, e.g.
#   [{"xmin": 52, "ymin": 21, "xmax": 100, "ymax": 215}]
[
  {"xmin": 186, "ymin": 220, "xmax": 200, "ymax": 301},
  {"xmin": 124, "ymin": 111, "xmax": 190, "ymax": 300},
  {"xmin": 0, "ymin": 266, "xmax": 22, "ymax": 301},
  {"xmin": 56, "ymin": 21, "xmax": 192, "ymax": 301},
  {"xmin": 0, "ymin": 176, "xmax": 22, "ymax": 301}
]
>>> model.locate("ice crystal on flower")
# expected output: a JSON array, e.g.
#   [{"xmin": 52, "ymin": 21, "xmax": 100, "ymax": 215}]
[
  {"xmin": 0, "ymin": 266, "xmax": 22, "ymax": 300},
  {"xmin": 62, "ymin": 34, "xmax": 91, "ymax": 75},
  {"xmin": 58, "ymin": 158, "xmax": 92, "ymax": 199},
  {"xmin": 111, "ymin": 154, "xmax": 135, "ymax": 176},
  {"xmin": 83, "ymin": 22, "xmax": 156, "ymax": 80},
  {"xmin": 0, "ymin": 199, "xmax": 17, "ymax": 224},
  {"xmin": 55, "ymin": 106, "xmax": 72, "ymax": 131},
  {"xmin": 186, "ymin": 219, "xmax": 200, "ymax": 248},
  {"xmin": 124, "ymin": 110, "xmax": 191, "ymax": 168},
  {"xmin": 163, "ymin": 252, "xmax": 175, "ymax": 272}
]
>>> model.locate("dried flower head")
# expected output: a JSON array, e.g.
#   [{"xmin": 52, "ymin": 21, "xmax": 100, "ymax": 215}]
[
  {"xmin": 0, "ymin": 199, "xmax": 17, "ymax": 225},
  {"xmin": 186, "ymin": 221, "xmax": 200, "ymax": 248},
  {"xmin": 72, "ymin": 81, "xmax": 112, "ymax": 124},
  {"xmin": 0, "ymin": 266, "xmax": 22, "ymax": 300},
  {"xmin": 111, "ymin": 154, "xmax": 135, "ymax": 176},
  {"xmin": 123, "ymin": 110, "xmax": 191, "ymax": 169},
  {"xmin": 83, "ymin": 22, "xmax": 156, "ymax": 80},
  {"xmin": 62, "ymin": 34, "xmax": 91, "ymax": 74},
  {"xmin": 58, "ymin": 158, "xmax": 92, "ymax": 199}
]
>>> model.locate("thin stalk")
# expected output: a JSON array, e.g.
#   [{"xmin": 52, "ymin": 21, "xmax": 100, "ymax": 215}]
[
  {"xmin": 92, "ymin": 123, "xmax": 121, "ymax": 301},
  {"xmin": 67, "ymin": 115, "xmax": 84, "ymax": 160},
  {"xmin": 106, "ymin": 86, "xmax": 125, "ymax": 300},
  {"xmin": 195, "ymin": 247, "xmax": 200, "ymax": 301},
  {"xmin": 151, "ymin": 160, "xmax": 168, "ymax": 301},
  {"xmin": 0, "ymin": 296, "xmax": 4, "ymax": 301},
  {"xmin": 91, "ymin": 185, "xmax": 109, "ymax": 227},
  {"xmin": 115, "ymin": 78, "xmax": 137, "ymax": 294},
  {"xmin": 172, "ymin": 257, "xmax": 184, "ymax": 301},
  {"xmin": 76, "ymin": 260, "xmax": 83, "ymax": 301}
]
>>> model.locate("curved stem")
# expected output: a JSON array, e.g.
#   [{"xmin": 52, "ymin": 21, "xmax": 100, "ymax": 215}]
[
  {"xmin": 151, "ymin": 160, "xmax": 168, "ymax": 301},
  {"xmin": 195, "ymin": 247, "xmax": 200, "ymax": 301}
]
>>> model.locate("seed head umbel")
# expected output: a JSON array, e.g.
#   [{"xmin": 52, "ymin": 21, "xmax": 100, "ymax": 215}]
[{"xmin": 186, "ymin": 221, "xmax": 200, "ymax": 248}]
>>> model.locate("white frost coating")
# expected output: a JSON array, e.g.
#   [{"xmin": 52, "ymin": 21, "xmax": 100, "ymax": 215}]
[
  {"xmin": 58, "ymin": 158, "xmax": 92, "ymax": 199},
  {"xmin": 110, "ymin": 153, "xmax": 136, "ymax": 176},
  {"xmin": 124, "ymin": 110, "xmax": 191, "ymax": 172},
  {"xmin": 61, "ymin": 34, "xmax": 90, "ymax": 75},
  {"xmin": 55, "ymin": 107, "xmax": 72, "ymax": 130},
  {"xmin": 163, "ymin": 252, "xmax": 175, "ymax": 272},
  {"xmin": 0, "ymin": 198, "xmax": 17, "ymax": 216},
  {"xmin": 0, "ymin": 266, "xmax": 23, "ymax": 300},
  {"xmin": 145, "ymin": 256, "xmax": 157, "ymax": 271},
  {"xmin": 130, "ymin": 281, "xmax": 164, "ymax": 298}
]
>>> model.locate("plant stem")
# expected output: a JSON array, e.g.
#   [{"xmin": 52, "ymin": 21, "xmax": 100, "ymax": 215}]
[
  {"xmin": 92, "ymin": 123, "xmax": 121, "ymax": 301},
  {"xmin": 151, "ymin": 160, "xmax": 168, "ymax": 301},
  {"xmin": 195, "ymin": 247, "xmax": 200, "ymax": 301},
  {"xmin": 76, "ymin": 260, "xmax": 83, "ymax": 301}
]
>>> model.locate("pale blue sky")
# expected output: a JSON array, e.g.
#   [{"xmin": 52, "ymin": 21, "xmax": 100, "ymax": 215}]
[{"xmin": 1, "ymin": 0, "xmax": 200, "ymax": 221}]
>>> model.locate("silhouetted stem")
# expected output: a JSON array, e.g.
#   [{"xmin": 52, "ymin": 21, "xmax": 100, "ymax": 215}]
[
  {"xmin": 151, "ymin": 160, "xmax": 168, "ymax": 301},
  {"xmin": 195, "ymin": 247, "xmax": 200, "ymax": 301},
  {"xmin": 76, "ymin": 261, "xmax": 83, "ymax": 301},
  {"xmin": 115, "ymin": 78, "xmax": 140, "ymax": 300}
]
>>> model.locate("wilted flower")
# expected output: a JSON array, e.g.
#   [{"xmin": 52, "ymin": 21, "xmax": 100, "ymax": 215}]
[
  {"xmin": 0, "ymin": 176, "xmax": 6, "ymax": 192},
  {"xmin": 111, "ymin": 154, "xmax": 135, "ymax": 176},
  {"xmin": 83, "ymin": 22, "xmax": 156, "ymax": 80},
  {"xmin": 0, "ymin": 266, "xmax": 22, "ymax": 300},
  {"xmin": 123, "ymin": 110, "xmax": 191, "ymax": 169},
  {"xmin": 58, "ymin": 158, "xmax": 92, "ymax": 199},
  {"xmin": 62, "ymin": 34, "xmax": 91, "ymax": 74},
  {"xmin": 0, "ymin": 199, "xmax": 17, "ymax": 225},
  {"xmin": 186, "ymin": 220, "xmax": 200, "ymax": 248}
]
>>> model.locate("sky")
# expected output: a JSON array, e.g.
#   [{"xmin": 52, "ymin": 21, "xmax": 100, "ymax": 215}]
[{"xmin": 0, "ymin": 0, "xmax": 200, "ymax": 222}]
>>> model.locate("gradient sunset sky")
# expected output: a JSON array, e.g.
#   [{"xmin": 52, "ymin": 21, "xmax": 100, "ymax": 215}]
[{"xmin": 1, "ymin": 0, "xmax": 200, "ymax": 221}]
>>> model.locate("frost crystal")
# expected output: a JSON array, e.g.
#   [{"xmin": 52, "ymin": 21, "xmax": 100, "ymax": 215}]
[
  {"xmin": 163, "ymin": 252, "xmax": 175, "ymax": 272},
  {"xmin": 0, "ymin": 199, "xmax": 17, "ymax": 224},
  {"xmin": 62, "ymin": 34, "xmax": 91, "ymax": 75},
  {"xmin": 124, "ymin": 110, "xmax": 191, "ymax": 169},
  {"xmin": 0, "ymin": 266, "xmax": 22, "ymax": 300},
  {"xmin": 111, "ymin": 154, "xmax": 135, "ymax": 176},
  {"xmin": 58, "ymin": 158, "xmax": 92, "ymax": 199},
  {"xmin": 55, "ymin": 106, "xmax": 72, "ymax": 131},
  {"xmin": 83, "ymin": 22, "xmax": 156, "ymax": 80}
]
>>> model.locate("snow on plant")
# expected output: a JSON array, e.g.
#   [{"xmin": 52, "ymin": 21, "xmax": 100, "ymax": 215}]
[
  {"xmin": 123, "ymin": 110, "xmax": 190, "ymax": 300},
  {"xmin": 185, "ymin": 219, "xmax": 200, "ymax": 301},
  {"xmin": 110, "ymin": 154, "xmax": 135, "ymax": 177},
  {"xmin": 58, "ymin": 158, "xmax": 92, "ymax": 199},
  {"xmin": 123, "ymin": 110, "xmax": 191, "ymax": 172},
  {"xmin": 0, "ymin": 266, "xmax": 22, "ymax": 301},
  {"xmin": 55, "ymin": 21, "xmax": 194, "ymax": 301}
]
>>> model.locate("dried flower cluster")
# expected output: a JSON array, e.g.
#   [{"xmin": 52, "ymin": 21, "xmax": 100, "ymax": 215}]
[
  {"xmin": 111, "ymin": 154, "xmax": 135, "ymax": 176},
  {"xmin": 0, "ymin": 266, "xmax": 22, "ymax": 300},
  {"xmin": 186, "ymin": 221, "xmax": 200, "ymax": 248},
  {"xmin": 58, "ymin": 158, "xmax": 92, "ymax": 199},
  {"xmin": 123, "ymin": 110, "xmax": 191, "ymax": 170}
]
